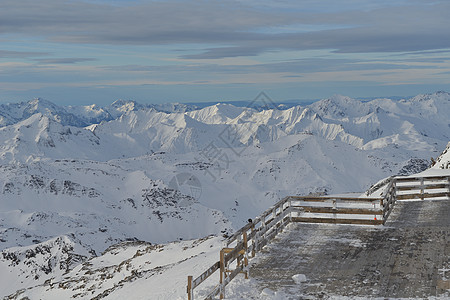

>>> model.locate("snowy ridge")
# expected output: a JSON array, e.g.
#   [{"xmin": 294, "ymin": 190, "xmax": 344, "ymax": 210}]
[
  {"xmin": 0, "ymin": 92, "xmax": 448, "ymax": 162},
  {"xmin": 6, "ymin": 236, "xmax": 223, "ymax": 300},
  {"xmin": 0, "ymin": 161, "xmax": 230, "ymax": 254},
  {"xmin": 0, "ymin": 98, "xmax": 200, "ymax": 128},
  {"xmin": 0, "ymin": 98, "xmax": 112, "ymax": 128},
  {"xmin": 0, "ymin": 235, "xmax": 87, "ymax": 297},
  {"xmin": 434, "ymin": 141, "xmax": 450, "ymax": 169}
]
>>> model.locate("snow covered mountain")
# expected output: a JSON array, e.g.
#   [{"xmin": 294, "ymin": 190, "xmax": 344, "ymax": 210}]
[
  {"xmin": 0, "ymin": 92, "xmax": 449, "ymax": 299},
  {"xmin": 0, "ymin": 98, "xmax": 112, "ymax": 128},
  {"xmin": 2, "ymin": 92, "xmax": 448, "ymax": 162},
  {"xmin": 0, "ymin": 98, "xmax": 200, "ymax": 129}
]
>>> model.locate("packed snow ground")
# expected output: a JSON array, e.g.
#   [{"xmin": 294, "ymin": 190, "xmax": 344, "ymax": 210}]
[
  {"xmin": 0, "ymin": 92, "xmax": 449, "ymax": 299},
  {"xmin": 224, "ymin": 197, "xmax": 450, "ymax": 299}
]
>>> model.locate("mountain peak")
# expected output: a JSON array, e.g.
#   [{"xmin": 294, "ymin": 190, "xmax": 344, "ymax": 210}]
[
  {"xmin": 107, "ymin": 100, "xmax": 144, "ymax": 118},
  {"xmin": 110, "ymin": 99, "xmax": 137, "ymax": 108},
  {"xmin": 310, "ymin": 95, "xmax": 369, "ymax": 118},
  {"xmin": 25, "ymin": 98, "xmax": 60, "ymax": 112}
]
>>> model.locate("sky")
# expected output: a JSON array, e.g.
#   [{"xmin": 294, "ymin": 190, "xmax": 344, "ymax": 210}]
[{"xmin": 1, "ymin": 0, "xmax": 450, "ymax": 106}]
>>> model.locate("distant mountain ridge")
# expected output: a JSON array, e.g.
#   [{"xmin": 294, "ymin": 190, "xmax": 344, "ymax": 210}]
[
  {"xmin": 1, "ymin": 91, "xmax": 449, "ymax": 128},
  {"xmin": 0, "ymin": 92, "xmax": 448, "ymax": 163},
  {"xmin": 0, "ymin": 98, "xmax": 202, "ymax": 128}
]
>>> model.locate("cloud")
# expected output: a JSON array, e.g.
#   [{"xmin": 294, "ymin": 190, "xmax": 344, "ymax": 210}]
[
  {"xmin": 180, "ymin": 47, "xmax": 264, "ymax": 60},
  {"xmin": 0, "ymin": 0, "xmax": 279, "ymax": 44},
  {"xmin": 0, "ymin": 50, "xmax": 49, "ymax": 58},
  {"xmin": 1, "ymin": 0, "xmax": 449, "ymax": 59},
  {"xmin": 394, "ymin": 49, "xmax": 450, "ymax": 56},
  {"xmin": 102, "ymin": 56, "xmax": 436, "ymax": 78},
  {"xmin": 1, "ymin": 0, "xmax": 450, "ymax": 104},
  {"xmin": 33, "ymin": 58, "xmax": 98, "ymax": 64}
]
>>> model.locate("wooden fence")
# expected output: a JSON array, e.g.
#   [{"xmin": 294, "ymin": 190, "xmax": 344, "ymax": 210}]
[
  {"xmin": 289, "ymin": 196, "xmax": 384, "ymax": 225},
  {"xmin": 394, "ymin": 175, "xmax": 450, "ymax": 200},
  {"xmin": 187, "ymin": 174, "xmax": 450, "ymax": 299},
  {"xmin": 187, "ymin": 195, "xmax": 292, "ymax": 300}
]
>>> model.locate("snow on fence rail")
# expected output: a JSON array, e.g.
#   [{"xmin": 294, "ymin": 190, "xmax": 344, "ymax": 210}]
[
  {"xmin": 289, "ymin": 196, "xmax": 384, "ymax": 225},
  {"xmin": 394, "ymin": 175, "xmax": 450, "ymax": 200},
  {"xmin": 187, "ymin": 174, "xmax": 450, "ymax": 299}
]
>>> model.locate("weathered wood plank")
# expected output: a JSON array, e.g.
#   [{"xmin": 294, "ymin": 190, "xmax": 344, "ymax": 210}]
[
  {"xmin": 394, "ymin": 176, "xmax": 449, "ymax": 182},
  {"xmin": 192, "ymin": 261, "xmax": 220, "ymax": 289},
  {"xmin": 289, "ymin": 196, "xmax": 382, "ymax": 203},
  {"xmin": 396, "ymin": 192, "xmax": 450, "ymax": 200},
  {"xmin": 224, "ymin": 242, "xmax": 245, "ymax": 264},
  {"xmin": 293, "ymin": 206, "xmax": 383, "ymax": 215},
  {"xmin": 292, "ymin": 217, "xmax": 384, "ymax": 225},
  {"xmin": 395, "ymin": 183, "xmax": 449, "ymax": 191}
]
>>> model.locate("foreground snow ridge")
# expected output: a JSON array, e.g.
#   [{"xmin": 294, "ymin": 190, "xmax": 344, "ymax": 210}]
[{"xmin": 6, "ymin": 237, "xmax": 223, "ymax": 300}]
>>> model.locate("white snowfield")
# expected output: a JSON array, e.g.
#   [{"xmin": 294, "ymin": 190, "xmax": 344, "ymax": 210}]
[{"xmin": 0, "ymin": 92, "xmax": 449, "ymax": 299}]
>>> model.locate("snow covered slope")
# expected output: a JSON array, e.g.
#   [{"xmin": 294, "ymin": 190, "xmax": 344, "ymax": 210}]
[
  {"xmin": 433, "ymin": 141, "xmax": 450, "ymax": 169},
  {"xmin": 0, "ymin": 236, "xmax": 88, "ymax": 297},
  {"xmin": 0, "ymin": 92, "xmax": 449, "ymax": 298},
  {"xmin": 5, "ymin": 236, "xmax": 223, "ymax": 300}
]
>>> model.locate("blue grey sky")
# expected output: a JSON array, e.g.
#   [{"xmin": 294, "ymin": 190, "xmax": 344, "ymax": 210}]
[{"xmin": 1, "ymin": 0, "xmax": 450, "ymax": 105}]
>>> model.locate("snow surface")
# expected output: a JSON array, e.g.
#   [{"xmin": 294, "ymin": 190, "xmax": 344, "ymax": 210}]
[{"xmin": 0, "ymin": 92, "xmax": 449, "ymax": 299}]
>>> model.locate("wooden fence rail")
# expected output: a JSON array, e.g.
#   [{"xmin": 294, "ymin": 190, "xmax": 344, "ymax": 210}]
[
  {"xmin": 187, "ymin": 174, "xmax": 450, "ymax": 299},
  {"xmin": 290, "ymin": 196, "xmax": 384, "ymax": 225},
  {"xmin": 394, "ymin": 175, "xmax": 450, "ymax": 200}
]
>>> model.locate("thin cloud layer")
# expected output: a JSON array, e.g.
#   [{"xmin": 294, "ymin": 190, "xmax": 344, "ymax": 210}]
[
  {"xmin": 34, "ymin": 58, "xmax": 98, "ymax": 64},
  {"xmin": 1, "ymin": 0, "xmax": 449, "ymax": 57},
  {"xmin": 0, "ymin": 0, "xmax": 449, "ymax": 104},
  {"xmin": 0, "ymin": 50, "xmax": 49, "ymax": 58}
]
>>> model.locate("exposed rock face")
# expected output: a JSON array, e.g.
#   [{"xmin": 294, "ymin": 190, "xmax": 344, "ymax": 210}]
[
  {"xmin": 397, "ymin": 158, "xmax": 430, "ymax": 175},
  {"xmin": 434, "ymin": 142, "xmax": 450, "ymax": 169}
]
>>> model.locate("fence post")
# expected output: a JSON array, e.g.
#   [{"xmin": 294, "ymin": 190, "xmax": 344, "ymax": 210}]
[
  {"xmin": 448, "ymin": 177, "xmax": 450, "ymax": 195},
  {"xmin": 420, "ymin": 177, "xmax": 424, "ymax": 200},
  {"xmin": 391, "ymin": 177, "xmax": 397, "ymax": 205},
  {"xmin": 262, "ymin": 216, "xmax": 267, "ymax": 247},
  {"xmin": 243, "ymin": 231, "xmax": 249, "ymax": 279},
  {"xmin": 288, "ymin": 197, "xmax": 292, "ymax": 223},
  {"xmin": 373, "ymin": 200, "xmax": 377, "ymax": 221},
  {"xmin": 393, "ymin": 178, "xmax": 397, "ymax": 196},
  {"xmin": 251, "ymin": 223, "xmax": 255, "ymax": 258},
  {"xmin": 237, "ymin": 234, "xmax": 242, "ymax": 267},
  {"xmin": 393, "ymin": 178, "xmax": 397, "ymax": 202},
  {"xmin": 187, "ymin": 275, "xmax": 193, "ymax": 300},
  {"xmin": 332, "ymin": 199, "xmax": 337, "ymax": 219},
  {"xmin": 219, "ymin": 249, "xmax": 225, "ymax": 299}
]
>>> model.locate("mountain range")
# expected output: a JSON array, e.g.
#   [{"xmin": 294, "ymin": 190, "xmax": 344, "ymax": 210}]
[{"xmin": 0, "ymin": 91, "xmax": 449, "ymax": 299}]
